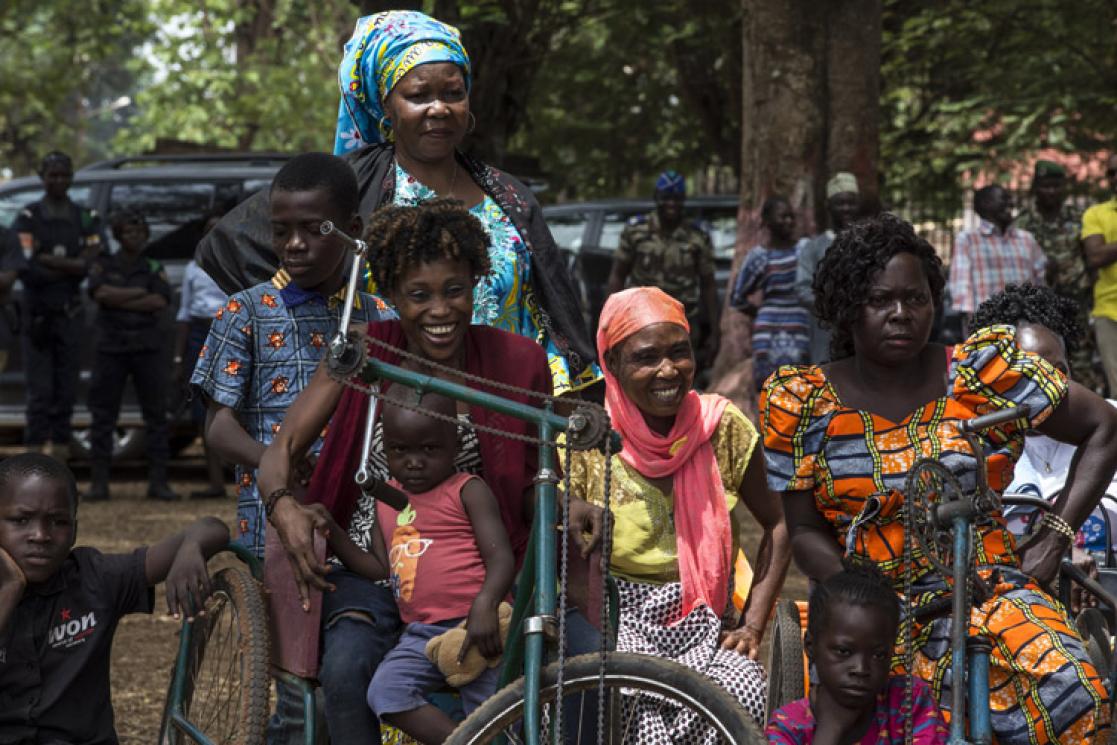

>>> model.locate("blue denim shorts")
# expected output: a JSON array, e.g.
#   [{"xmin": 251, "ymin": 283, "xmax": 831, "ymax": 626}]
[{"xmin": 366, "ymin": 619, "xmax": 500, "ymax": 717}]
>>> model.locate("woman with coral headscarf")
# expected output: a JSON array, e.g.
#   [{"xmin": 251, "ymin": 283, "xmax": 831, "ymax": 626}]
[{"xmin": 565, "ymin": 287, "xmax": 791, "ymax": 731}]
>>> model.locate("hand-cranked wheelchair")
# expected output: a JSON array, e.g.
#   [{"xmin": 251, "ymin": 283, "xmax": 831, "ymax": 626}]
[
  {"xmin": 158, "ymin": 222, "xmax": 766, "ymax": 744},
  {"xmin": 765, "ymin": 405, "xmax": 1117, "ymax": 745}
]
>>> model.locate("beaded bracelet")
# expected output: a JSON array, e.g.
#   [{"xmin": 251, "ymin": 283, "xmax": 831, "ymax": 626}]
[
  {"xmin": 264, "ymin": 487, "xmax": 294, "ymax": 519},
  {"xmin": 1040, "ymin": 512, "xmax": 1076, "ymax": 542}
]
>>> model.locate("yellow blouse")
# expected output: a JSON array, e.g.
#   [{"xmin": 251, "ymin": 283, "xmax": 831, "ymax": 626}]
[{"xmin": 564, "ymin": 404, "xmax": 758, "ymax": 585}]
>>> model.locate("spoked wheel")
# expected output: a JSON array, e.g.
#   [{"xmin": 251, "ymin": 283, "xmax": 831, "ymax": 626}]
[
  {"xmin": 159, "ymin": 566, "xmax": 271, "ymax": 745},
  {"xmin": 765, "ymin": 599, "xmax": 806, "ymax": 716},
  {"xmin": 446, "ymin": 652, "xmax": 764, "ymax": 745}
]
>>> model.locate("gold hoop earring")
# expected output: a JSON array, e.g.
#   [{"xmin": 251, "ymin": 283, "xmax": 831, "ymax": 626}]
[{"xmin": 467, "ymin": 111, "xmax": 477, "ymax": 134}]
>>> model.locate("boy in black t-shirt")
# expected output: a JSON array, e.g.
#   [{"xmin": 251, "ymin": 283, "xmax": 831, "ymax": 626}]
[
  {"xmin": 86, "ymin": 209, "xmax": 176, "ymax": 502},
  {"xmin": 0, "ymin": 453, "xmax": 229, "ymax": 744}
]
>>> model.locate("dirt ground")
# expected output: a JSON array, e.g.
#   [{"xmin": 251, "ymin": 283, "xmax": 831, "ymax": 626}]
[{"xmin": 51, "ymin": 447, "xmax": 809, "ymax": 744}]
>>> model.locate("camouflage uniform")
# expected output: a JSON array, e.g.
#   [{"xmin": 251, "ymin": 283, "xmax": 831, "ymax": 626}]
[
  {"xmin": 616, "ymin": 212, "xmax": 715, "ymax": 322},
  {"xmin": 1017, "ymin": 203, "xmax": 1102, "ymax": 392}
]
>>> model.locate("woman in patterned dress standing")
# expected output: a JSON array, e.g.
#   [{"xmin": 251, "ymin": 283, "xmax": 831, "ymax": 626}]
[
  {"xmin": 730, "ymin": 195, "xmax": 811, "ymax": 391},
  {"xmin": 761, "ymin": 213, "xmax": 1117, "ymax": 744}
]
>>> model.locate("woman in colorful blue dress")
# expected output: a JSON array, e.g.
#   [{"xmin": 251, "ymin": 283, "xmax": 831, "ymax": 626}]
[
  {"xmin": 197, "ymin": 10, "xmax": 599, "ymax": 396},
  {"xmin": 730, "ymin": 196, "xmax": 811, "ymax": 391}
]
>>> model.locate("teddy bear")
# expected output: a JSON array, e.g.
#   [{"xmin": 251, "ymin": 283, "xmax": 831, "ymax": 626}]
[{"xmin": 424, "ymin": 602, "xmax": 514, "ymax": 686}]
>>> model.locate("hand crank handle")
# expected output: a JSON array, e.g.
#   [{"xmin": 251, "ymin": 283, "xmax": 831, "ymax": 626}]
[
  {"xmin": 962, "ymin": 405, "xmax": 1031, "ymax": 434},
  {"xmin": 320, "ymin": 220, "xmax": 369, "ymax": 344},
  {"xmin": 319, "ymin": 220, "xmax": 368, "ymax": 256}
]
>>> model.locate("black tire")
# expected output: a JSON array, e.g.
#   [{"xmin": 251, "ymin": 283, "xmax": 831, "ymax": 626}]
[
  {"xmin": 765, "ymin": 599, "xmax": 805, "ymax": 717},
  {"xmin": 446, "ymin": 651, "xmax": 764, "ymax": 745},
  {"xmin": 1077, "ymin": 608, "xmax": 1113, "ymax": 679},
  {"xmin": 159, "ymin": 565, "xmax": 271, "ymax": 745}
]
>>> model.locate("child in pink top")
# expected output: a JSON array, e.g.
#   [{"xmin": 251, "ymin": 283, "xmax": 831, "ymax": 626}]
[
  {"xmin": 766, "ymin": 563, "xmax": 948, "ymax": 745},
  {"xmin": 315, "ymin": 388, "xmax": 514, "ymax": 745}
]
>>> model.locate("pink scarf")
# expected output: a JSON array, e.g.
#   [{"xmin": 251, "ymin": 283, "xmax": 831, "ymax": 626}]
[{"xmin": 598, "ymin": 288, "xmax": 733, "ymax": 621}]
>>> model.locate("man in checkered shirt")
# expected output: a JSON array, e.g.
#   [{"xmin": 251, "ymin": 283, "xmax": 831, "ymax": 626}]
[{"xmin": 948, "ymin": 184, "xmax": 1047, "ymax": 334}]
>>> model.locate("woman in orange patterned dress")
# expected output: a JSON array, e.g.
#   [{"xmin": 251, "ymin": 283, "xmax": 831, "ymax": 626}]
[{"xmin": 760, "ymin": 213, "xmax": 1117, "ymax": 744}]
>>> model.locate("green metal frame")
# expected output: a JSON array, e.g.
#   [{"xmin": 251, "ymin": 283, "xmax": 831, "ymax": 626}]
[{"xmin": 165, "ymin": 354, "xmax": 615, "ymax": 745}]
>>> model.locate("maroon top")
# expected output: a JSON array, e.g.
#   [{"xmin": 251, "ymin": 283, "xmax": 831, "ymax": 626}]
[{"xmin": 307, "ymin": 320, "xmax": 551, "ymax": 563}]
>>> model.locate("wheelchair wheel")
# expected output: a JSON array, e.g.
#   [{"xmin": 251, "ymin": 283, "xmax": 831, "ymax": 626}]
[
  {"xmin": 1077, "ymin": 608, "xmax": 1114, "ymax": 680},
  {"xmin": 159, "ymin": 565, "xmax": 271, "ymax": 745},
  {"xmin": 445, "ymin": 652, "xmax": 764, "ymax": 744},
  {"xmin": 765, "ymin": 599, "xmax": 806, "ymax": 717}
]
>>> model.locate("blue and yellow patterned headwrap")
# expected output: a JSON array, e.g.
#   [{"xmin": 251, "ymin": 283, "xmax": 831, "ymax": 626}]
[{"xmin": 334, "ymin": 11, "xmax": 471, "ymax": 154}]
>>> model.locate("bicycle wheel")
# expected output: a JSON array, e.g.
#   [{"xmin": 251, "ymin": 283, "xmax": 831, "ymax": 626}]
[
  {"xmin": 159, "ymin": 565, "xmax": 271, "ymax": 745},
  {"xmin": 446, "ymin": 652, "xmax": 764, "ymax": 745},
  {"xmin": 765, "ymin": 599, "xmax": 806, "ymax": 716}
]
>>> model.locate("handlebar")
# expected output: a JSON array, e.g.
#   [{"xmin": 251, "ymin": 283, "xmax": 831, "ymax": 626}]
[
  {"xmin": 1000, "ymin": 493, "xmax": 1053, "ymax": 513},
  {"xmin": 961, "ymin": 405, "xmax": 1031, "ymax": 434}
]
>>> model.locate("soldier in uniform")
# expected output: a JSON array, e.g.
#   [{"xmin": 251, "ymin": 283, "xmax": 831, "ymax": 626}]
[
  {"xmin": 1016, "ymin": 160, "xmax": 1102, "ymax": 392},
  {"xmin": 11, "ymin": 151, "xmax": 105, "ymax": 458},
  {"xmin": 85, "ymin": 209, "xmax": 177, "ymax": 501},
  {"xmin": 606, "ymin": 170, "xmax": 720, "ymax": 364}
]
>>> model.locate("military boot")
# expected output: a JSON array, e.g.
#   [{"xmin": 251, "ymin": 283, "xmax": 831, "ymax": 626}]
[
  {"xmin": 84, "ymin": 462, "xmax": 111, "ymax": 502},
  {"xmin": 147, "ymin": 462, "xmax": 179, "ymax": 501}
]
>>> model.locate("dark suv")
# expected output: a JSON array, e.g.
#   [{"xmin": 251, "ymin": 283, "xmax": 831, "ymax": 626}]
[
  {"xmin": 543, "ymin": 195, "xmax": 739, "ymax": 336},
  {"xmin": 0, "ymin": 153, "xmax": 290, "ymax": 458}
]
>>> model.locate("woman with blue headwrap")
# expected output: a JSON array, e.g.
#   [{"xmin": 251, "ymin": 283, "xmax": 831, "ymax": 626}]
[
  {"xmin": 197, "ymin": 11, "xmax": 603, "ymax": 744},
  {"xmin": 199, "ymin": 10, "xmax": 598, "ymax": 397}
]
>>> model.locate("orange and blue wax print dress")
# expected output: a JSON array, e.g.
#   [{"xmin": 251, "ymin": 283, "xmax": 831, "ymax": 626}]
[{"xmin": 760, "ymin": 326, "xmax": 1109, "ymax": 745}]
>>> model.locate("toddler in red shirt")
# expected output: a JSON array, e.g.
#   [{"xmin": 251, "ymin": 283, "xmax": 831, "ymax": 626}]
[{"xmin": 314, "ymin": 387, "xmax": 514, "ymax": 745}]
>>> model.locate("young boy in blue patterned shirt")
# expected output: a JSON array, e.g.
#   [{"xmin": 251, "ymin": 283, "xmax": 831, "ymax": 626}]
[{"xmin": 190, "ymin": 152, "xmax": 391, "ymax": 559}]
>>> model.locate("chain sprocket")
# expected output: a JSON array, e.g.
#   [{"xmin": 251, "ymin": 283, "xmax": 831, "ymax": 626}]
[{"xmin": 903, "ymin": 458, "xmax": 965, "ymax": 579}]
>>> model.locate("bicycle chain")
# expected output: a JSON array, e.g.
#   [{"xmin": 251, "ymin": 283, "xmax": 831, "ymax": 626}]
[
  {"xmin": 902, "ymin": 494, "xmax": 916, "ymax": 745},
  {"xmin": 596, "ymin": 431, "xmax": 615, "ymax": 745},
  {"xmin": 554, "ymin": 435, "xmax": 574, "ymax": 744},
  {"xmin": 360, "ymin": 333, "xmax": 605, "ymax": 413},
  {"xmin": 961, "ymin": 516, "xmax": 977, "ymax": 731},
  {"xmin": 332, "ymin": 335, "xmax": 609, "ymax": 451}
]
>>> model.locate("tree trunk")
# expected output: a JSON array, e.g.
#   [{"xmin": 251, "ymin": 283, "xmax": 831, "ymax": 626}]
[
  {"xmin": 708, "ymin": 0, "xmax": 880, "ymax": 417},
  {"xmin": 232, "ymin": 0, "xmax": 276, "ymax": 151},
  {"xmin": 825, "ymin": 0, "xmax": 882, "ymax": 212}
]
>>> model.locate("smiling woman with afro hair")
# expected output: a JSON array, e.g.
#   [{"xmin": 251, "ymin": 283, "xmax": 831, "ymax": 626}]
[{"xmin": 364, "ymin": 198, "xmax": 492, "ymax": 297}]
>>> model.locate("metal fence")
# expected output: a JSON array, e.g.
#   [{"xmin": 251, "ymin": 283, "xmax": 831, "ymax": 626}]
[{"xmin": 886, "ymin": 186, "xmax": 1103, "ymax": 266}]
